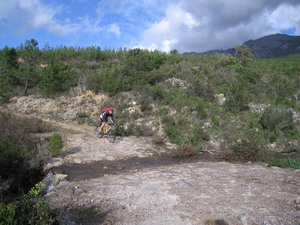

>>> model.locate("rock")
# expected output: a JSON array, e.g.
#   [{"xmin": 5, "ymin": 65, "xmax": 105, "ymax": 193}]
[
  {"xmin": 42, "ymin": 172, "xmax": 68, "ymax": 193},
  {"xmin": 44, "ymin": 158, "xmax": 64, "ymax": 171},
  {"xmin": 42, "ymin": 171, "xmax": 55, "ymax": 193},
  {"xmin": 248, "ymin": 103, "xmax": 270, "ymax": 114},
  {"xmin": 53, "ymin": 174, "xmax": 68, "ymax": 186},
  {"xmin": 166, "ymin": 78, "xmax": 191, "ymax": 89},
  {"xmin": 139, "ymin": 214, "xmax": 191, "ymax": 225},
  {"xmin": 287, "ymin": 108, "xmax": 300, "ymax": 123},
  {"xmin": 127, "ymin": 105, "xmax": 142, "ymax": 114},
  {"xmin": 74, "ymin": 158, "xmax": 82, "ymax": 164},
  {"xmin": 237, "ymin": 214, "xmax": 248, "ymax": 225},
  {"xmin": 203, "ymin": 121, "xmax": 212, "ymax": 128},
  {"xmin": 106, "ymin": 156, "xmax": 115, "ymax": 161},
  {"xmin": 288, "ymin": 140, "xmax": 300, "ymax": 151},
  {"xmin": 214, "ymin": 94, "xmax": 226, "ymax": 106}
]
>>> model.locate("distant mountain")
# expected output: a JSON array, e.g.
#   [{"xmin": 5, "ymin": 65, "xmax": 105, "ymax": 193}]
[{"xmin": 184, "ymin": 34, "xmax": 300, "ymax": 58}]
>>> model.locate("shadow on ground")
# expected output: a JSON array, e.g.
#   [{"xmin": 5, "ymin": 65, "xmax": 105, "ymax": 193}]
[{"xmin": 54, "ymin": 153, "xmax": 224, "ymax": 181}]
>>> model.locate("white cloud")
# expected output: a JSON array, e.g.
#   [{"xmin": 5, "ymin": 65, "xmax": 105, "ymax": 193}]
[
  {"xmin": 47, "ymin": 22, "xmax": 80, "ymax": 36},
  {"xmin": 162, "ymin": 39, "xmax": 177, "ymax": 52},
  {"xmin": 106, "ymin": 23, "xmax": 121, "ymax": 37},
  {"xmin": 140, "ymin": 4, "xmax": 199, "ymax": 52},
  {"xmin": 138, "ymin": 0, "xmax": 300, "ymax": 53},
  {"xmin": 1, "ymin": 0, "xmax": 299, "ymax": 51},
  {"xmin": 0, "ymin": 0, "xmax": 122, "ymax": 38},
  {"xmin": 268, "ymin": 4, "xmax": 300, "ymax": 34},
  {"xmin": 0, "ymin": 0, "xmax": 17, "ymax": 19}
]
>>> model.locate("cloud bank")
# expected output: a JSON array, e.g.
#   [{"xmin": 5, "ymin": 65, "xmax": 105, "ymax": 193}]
[
  {"xmin": 139, "ymin": 0, "xmax": 300, "ymax": 52},
  {"xmin": 0, "ymin": 0, "xmax": 299, "ymax": 52}
]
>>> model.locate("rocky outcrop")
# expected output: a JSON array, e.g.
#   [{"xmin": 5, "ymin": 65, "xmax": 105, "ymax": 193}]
[
  {"xmin": 45, "ymin": 161, "xmax": 300, "ymax": 225},
  {"xmin": 166, "ymin": 78, "xmax": 191, "ymax": 89}
]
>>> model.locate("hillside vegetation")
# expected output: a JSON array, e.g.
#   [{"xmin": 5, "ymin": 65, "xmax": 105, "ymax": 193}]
[{"xmin": 1, "ymin": 39, "xmax": 300, "ymax": 162}]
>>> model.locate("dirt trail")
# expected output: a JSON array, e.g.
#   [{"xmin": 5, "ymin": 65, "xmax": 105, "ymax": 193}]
[
  {"xmin": 42, "ymin": 121, "xmax": 300, "ymax": 225},
  {"xmin": 51, "ymin": 121, "xmax": 174, "ymax": 164}
]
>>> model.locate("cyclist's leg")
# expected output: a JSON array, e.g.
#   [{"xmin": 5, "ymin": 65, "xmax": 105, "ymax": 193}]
[{"xmin": 99, "ymin": 118, "xmax": 105, "ymax": 131}]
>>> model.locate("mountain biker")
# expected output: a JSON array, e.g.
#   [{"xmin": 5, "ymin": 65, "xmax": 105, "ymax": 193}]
[{"xmin": 99, "ymin": 108, "xmax": 115, "ymax": 132}]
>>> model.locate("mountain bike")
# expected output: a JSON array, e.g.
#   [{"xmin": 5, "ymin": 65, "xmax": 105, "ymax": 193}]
[{"xmin": 95, "ymin": 123, "xmax": 116, "ymax": 143}]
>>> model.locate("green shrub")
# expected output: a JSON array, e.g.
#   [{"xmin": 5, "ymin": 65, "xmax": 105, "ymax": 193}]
[
  {"xmin": 276, "ymin": 98, "xmax": 300, "ymax": 111},
  {"xmin": 269, "ymin": 130, "xmax": 281, "ymax": 143},
  {"xmin": 0, "ymin": 182, "xmax": 57, "ymax": 225},
  {"xmin": 225, "ymin": 79, "xmax": 255, "ymax": 112},
  {"xmin": 39, "ymin": 61, "xmax": 76, "ymax": 97},
  {"xmin": 0, "ymin": 138, "xmax": 27, "ymax": 178},
  {"xmin": 268, "ymin": 158, "xmax": 300, "ymax": 169},
  {"xmin": 150, "ymin": 85, "xmax": 164, "ymax": 101},
  {"xmin": 259, "ymin": 106, "xmax": 294, "ymax": 131},
  {"xmin": 124, "ymin": 123, "xmax": 137, "ymax": 136},
  {"xmin": 74, "ymin": 112, "xmax": 94, "ymax": 125},
  {"xmin": 212, "ymin": 117, "xmax": 221, "ymax": 127},
  {"xmin": 161, "ymin": 116, "xmax": 206, "ymax": 151},
  {"xmin": 47, "ymin": 133, "xmax": 63, "ymax": 157},
  {"xmin": 0, "ymin": 202, "xmax": 17, "ymax": 225},
  {"xmin": 124, "ymin": 123, "xmax": 154, "ymax": 137},
  {"xmin": 283, "ymin": 127, "xmax": 300, "ymax": 139},
  {"xmin": 0, "ymin": 112, "xmax": 48, "ymax": 179},
  {"xmin": 229, "ymin": 140, "xmax": 262, "ymax": 161},
  {"xmin": 225, "ymin": 128, "xmax": 267, "ymax": 162}
]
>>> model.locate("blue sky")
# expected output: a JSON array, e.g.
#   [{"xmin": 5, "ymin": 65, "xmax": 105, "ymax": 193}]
[{"xmin": 0, "ymin": 0, "xmax": 299, "ymax": 53}]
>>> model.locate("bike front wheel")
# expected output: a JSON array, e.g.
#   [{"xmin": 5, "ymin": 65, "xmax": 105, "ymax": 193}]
[
  {"xmin": 95, "ymin": 127, "xmax": 104, "ymax": 138},
  {"xmin": 107, "ymin": 130, "xmax": 116, "ymax": 143}
]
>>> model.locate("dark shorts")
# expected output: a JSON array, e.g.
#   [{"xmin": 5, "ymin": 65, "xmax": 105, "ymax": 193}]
[{"xmin": 100, "ymin": 117, "xmax": 105, "ymax": 123}]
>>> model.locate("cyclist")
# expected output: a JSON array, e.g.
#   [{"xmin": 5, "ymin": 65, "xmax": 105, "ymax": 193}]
[{"xmin": 99, "ymin": 107, "xmax": 115, "ymax": 132}]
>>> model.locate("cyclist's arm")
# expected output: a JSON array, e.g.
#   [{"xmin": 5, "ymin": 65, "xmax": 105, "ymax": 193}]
[{"xmin": 110, "ymin": 115, "xmax": 115, "ymax": 124}]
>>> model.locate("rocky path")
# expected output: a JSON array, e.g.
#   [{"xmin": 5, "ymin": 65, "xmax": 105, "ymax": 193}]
[{"xmin": 43, "ymin": 122, "xmax": 300, "ymax": 225}]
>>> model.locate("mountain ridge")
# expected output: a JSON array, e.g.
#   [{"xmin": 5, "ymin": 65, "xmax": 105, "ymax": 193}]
[{"xmin": 183, "ymin": 33, "xmax": 300, "ymax": 58}]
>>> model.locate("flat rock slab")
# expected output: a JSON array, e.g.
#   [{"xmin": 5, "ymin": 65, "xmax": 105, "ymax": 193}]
[{"xmin": 45, "ymin": 161, "xmax": 300, "ymax": 225}]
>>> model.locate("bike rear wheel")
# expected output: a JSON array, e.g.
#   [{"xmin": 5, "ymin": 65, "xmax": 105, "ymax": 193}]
[
  {"xmin": 107, "ymin": 130, "xmax": 116, "ymax": 143},
  {"xmin": 95, "ymin": 127, "xmax": 104, "ymax": 138}
]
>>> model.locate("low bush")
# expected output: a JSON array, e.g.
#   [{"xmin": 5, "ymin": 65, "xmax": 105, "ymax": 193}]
[
  {"xmin": 173, "ymin": 145, "xmax": 198, "ymax": 157},
  {"xmin": 152, "ymin": 136, "xmax": 166, "ymax": 146},
  {"xmin": 229, "ymin": 140, "xmax": 264, "ymax": 162},
  {"xmin": 224, "ymin": 126, "xmax": 267, "ymax": 162},
  {"xmin": 259, "ymin": 105, "xmax": 294, "ymax": 131},
  {"xmin": 268, "ymin": 158, "xmax": 300, "ymax": 169},
  {"xmin": 269, "ymin": 130, "xmax": 281, "ymax": 143},
  {"xmin": 0, "ymin": 138, "xmax": 27, "ymax": 178},
  {"xmin": 161, "ymin": 116, "xmax": 206, "ymax": 152},
  {"xmin": 123, "ymin": 123, "xmax": 154, "ymax": 137},
  {"xmin": 47, "ymin": 133, "xmax": 63, "ymax": 157},
  {"xmin": 0, "ymin": 182, "xmax": 57, "ymax": 224},
  {"xmin": 75, "ymin": 112, "xmax": 94, "ymax": 125},
  {"xmin": 0, "ymin": 112, "xmax": 49, "ymax": 180}
]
